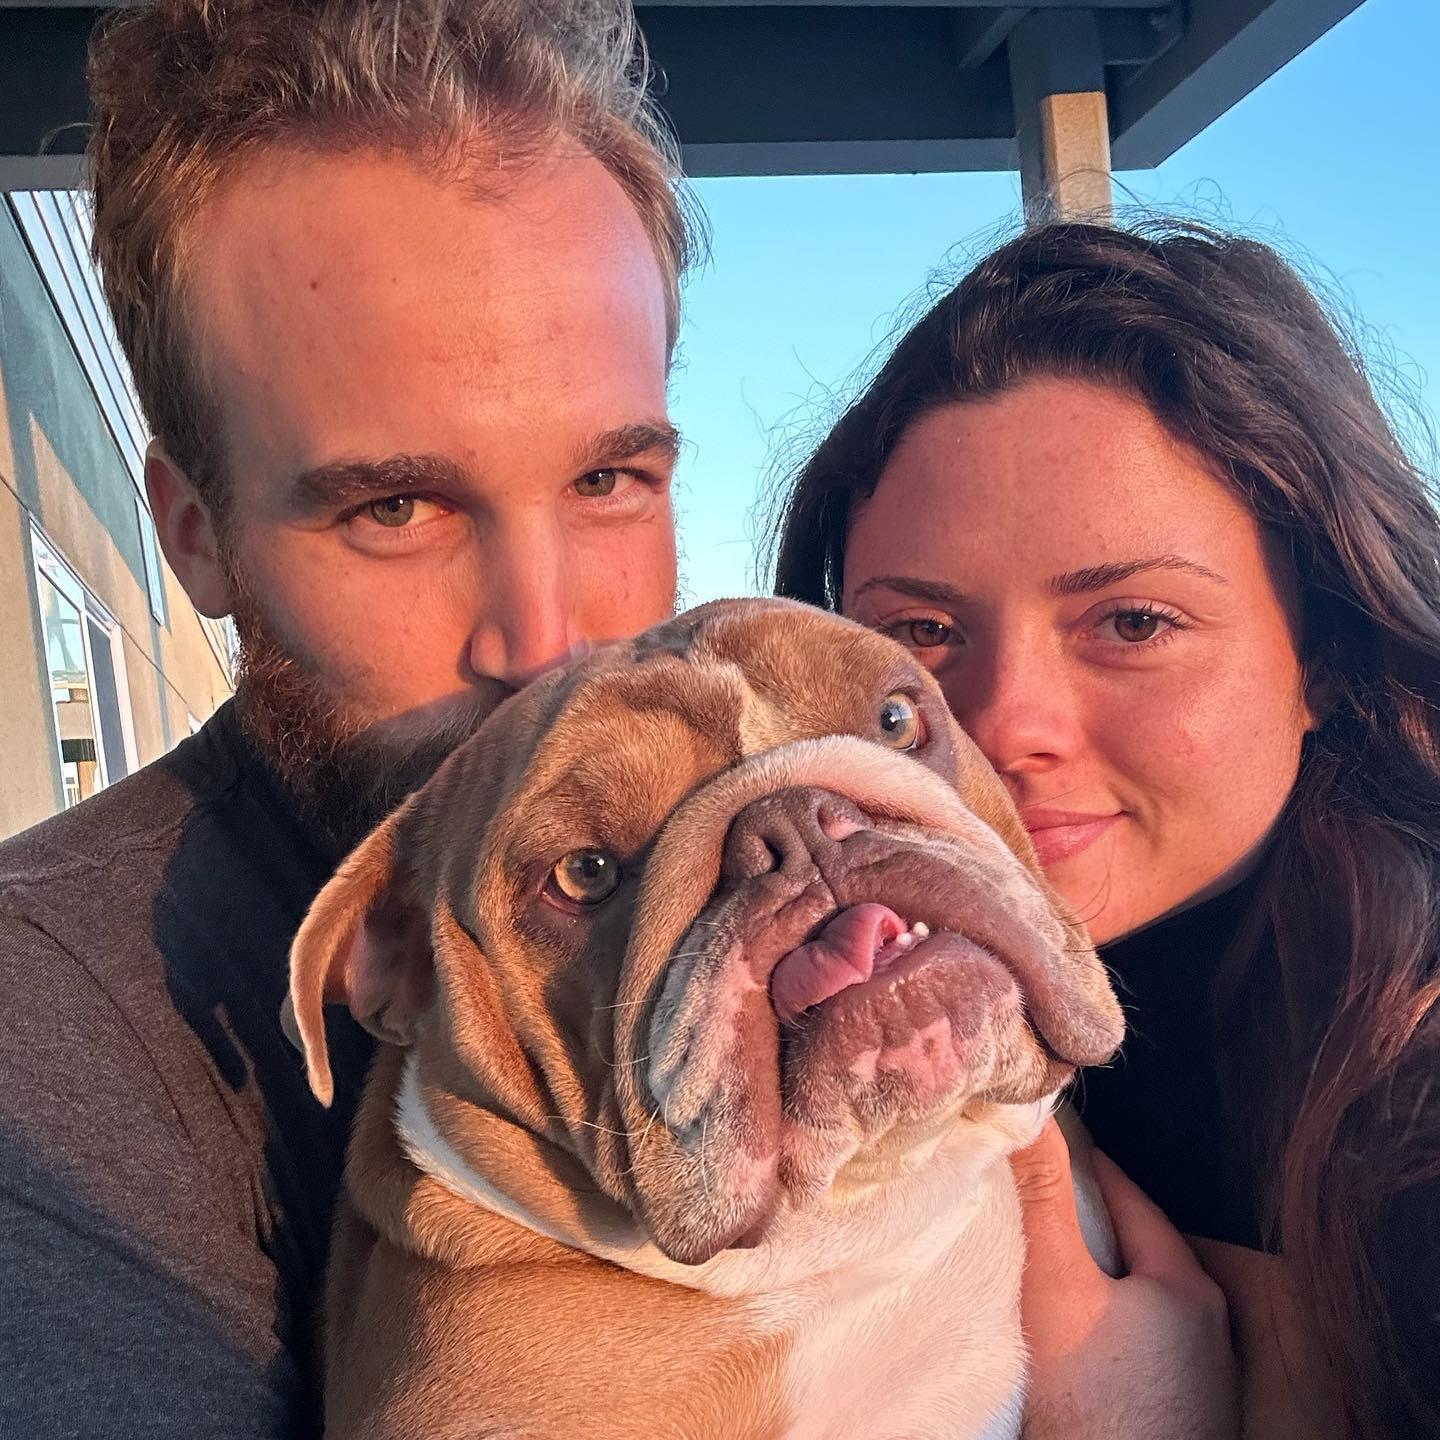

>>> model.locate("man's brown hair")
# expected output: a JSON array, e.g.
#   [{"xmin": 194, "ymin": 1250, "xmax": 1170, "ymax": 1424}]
[{"xmin": 86, "ymin": 0, "xmax": 696, "ymax": 518}]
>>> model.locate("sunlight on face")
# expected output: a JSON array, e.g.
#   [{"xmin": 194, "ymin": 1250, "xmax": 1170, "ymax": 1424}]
[
  {"xmin": 843, "ymin": 377, "xmax": 1316, "ymax": 945},
  {"xmin": 194, "ymin": 146, "xmax": 678, "ymax": 736}
]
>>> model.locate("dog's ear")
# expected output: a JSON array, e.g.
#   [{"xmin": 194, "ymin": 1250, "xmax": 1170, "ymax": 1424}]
[{"xmin": 285, "ymin": 799, "xmax": 435, "ymax": 1106}]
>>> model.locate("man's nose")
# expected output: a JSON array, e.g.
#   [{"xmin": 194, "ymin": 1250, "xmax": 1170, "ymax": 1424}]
[{"xmin": 465, "ymin": 519, "xmax": 585, "ymax": 689}]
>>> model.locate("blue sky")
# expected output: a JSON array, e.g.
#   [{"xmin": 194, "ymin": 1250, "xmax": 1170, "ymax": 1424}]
[{"xmin": 666, "ymin": 0, "xmax": 1440, "ymax": 605}]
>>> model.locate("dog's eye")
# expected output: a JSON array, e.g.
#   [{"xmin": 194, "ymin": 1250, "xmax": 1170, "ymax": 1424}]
[
  {"xmin": 549, "ymin": 849, "xmax": 622, "ymax": 907},
  {"xmin": 877, "ymin": 692, "xmax": 923, "ymax": 751}
]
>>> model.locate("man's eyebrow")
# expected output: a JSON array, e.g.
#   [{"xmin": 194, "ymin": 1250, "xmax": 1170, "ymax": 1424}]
[
  {"xmin": 572, "ymin": 421, "xmax": 681, "ymax": 474},
  {"xmin": 285, "ymin": 423, "xmax": 680, "ymax": 510},
  {"xmin": 289, "ymin": 454, "xmax": 469, "ymax": 510},
  {"xmin": 1046, "ymin": 555, "xmax": 1228, "ymax": 596}
]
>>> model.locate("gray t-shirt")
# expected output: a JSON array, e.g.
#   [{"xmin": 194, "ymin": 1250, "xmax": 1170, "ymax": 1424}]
[{"xmin": 0, "ymin": 703, "xmax": 374, "ymax": 1438}]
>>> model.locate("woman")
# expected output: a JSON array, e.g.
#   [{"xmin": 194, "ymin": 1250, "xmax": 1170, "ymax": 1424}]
[{"xmin": 769, "ymin": 221, "xmax": 1440, "ymax": 1439}]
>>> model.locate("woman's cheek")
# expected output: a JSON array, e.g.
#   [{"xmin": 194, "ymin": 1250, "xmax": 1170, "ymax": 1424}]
[
  {"xmin": 1090, "ymin": 668, "xmax": 1219, "ymax": 803},
  {"xmin": 1107, "ymin": 659, "xmax": 1303, "ymax": 885}
]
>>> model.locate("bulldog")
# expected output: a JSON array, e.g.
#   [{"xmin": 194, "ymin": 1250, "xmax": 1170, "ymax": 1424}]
[{"xmin": 288, "ymin": 598, "xmax": 1124, "ymax": 1440}]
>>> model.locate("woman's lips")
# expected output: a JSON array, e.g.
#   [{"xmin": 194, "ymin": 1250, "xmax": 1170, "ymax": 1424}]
[{"xmin": 1020, "ymin": 808, "xmax": 1122, "ymax": 865}]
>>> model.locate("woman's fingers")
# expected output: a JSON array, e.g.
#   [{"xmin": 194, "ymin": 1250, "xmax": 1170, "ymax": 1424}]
[
  {"xmin": 1011, "ymin": 1118, "xmax": 1083, "ymax": 1247},
  {"xmin": 1011, "ymin": 1119, "xmax": 1109, "ymax": 1354},
  {"xmin": 1090, "ymin": 1150, "xmax": 1226, "ymax": 1306},
  {"xmin": 1015, "ymin": 1130, "xmax": 1239, "ymax": 1439}
]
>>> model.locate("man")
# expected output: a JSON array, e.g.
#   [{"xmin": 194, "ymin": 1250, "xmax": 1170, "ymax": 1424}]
[{"xmin": 0, "ymin": 0, "xmax": 694, "ymax": 1433}]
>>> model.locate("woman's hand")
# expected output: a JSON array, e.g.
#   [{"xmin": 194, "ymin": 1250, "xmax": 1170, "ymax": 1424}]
[{"xmin": 1012, "ymin": 1119, "xmax": 1240, "ymax": 1440}]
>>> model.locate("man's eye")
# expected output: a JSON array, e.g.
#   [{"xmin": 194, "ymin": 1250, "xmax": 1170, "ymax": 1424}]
[
  {"xmin": 368, "ymin": 495, "xmax": 416, "ymax": 527},
  {"xmin": 575, "ymin": 470, "xmax": 619, "ymax": 498},
  {"xmin": 352, "ymin": 495, "xmax": 450, "ymax": 531}
]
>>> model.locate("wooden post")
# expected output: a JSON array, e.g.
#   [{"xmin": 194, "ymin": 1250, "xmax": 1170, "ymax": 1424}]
[{"xmin": 1008, "ymin": 9, "xmax": 1114, "ymax": 226}]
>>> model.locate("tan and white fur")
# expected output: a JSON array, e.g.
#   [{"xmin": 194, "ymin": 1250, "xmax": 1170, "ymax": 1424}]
[{"xmin": 287, "ymin": 599, "xmax": 1125, "ymax": 1440}]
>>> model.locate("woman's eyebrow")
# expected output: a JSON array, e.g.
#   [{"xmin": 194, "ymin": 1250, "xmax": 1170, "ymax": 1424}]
[
  {"xmin": 851, "ymin": 558, "xmax": 1227, "ymax": 609},
  {"xmin": 850, "ymin": 575, "xmax": 971, "ymax": 608},
  {"xmin": 1046, "ymin": 555, "xmax": 1228, "ymax": 597}
]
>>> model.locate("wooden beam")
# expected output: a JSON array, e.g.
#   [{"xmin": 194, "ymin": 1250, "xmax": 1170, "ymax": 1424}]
[{"xmin": 1008, "ymin": 9, "xmax": 1114, "ymax": 224}]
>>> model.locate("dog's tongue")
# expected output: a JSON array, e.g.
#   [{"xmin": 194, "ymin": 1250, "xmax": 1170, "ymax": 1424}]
[{"xmin": 771, "ymin": 903, "xmax": 906, "ymax": 1022}]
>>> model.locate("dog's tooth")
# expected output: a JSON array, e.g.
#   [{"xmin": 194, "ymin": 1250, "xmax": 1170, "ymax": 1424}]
[{"xmin": 911, "ymin": 921, "xmax": 931, "ymax": 940}]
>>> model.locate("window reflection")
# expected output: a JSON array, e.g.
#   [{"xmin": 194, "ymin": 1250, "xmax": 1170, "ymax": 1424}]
[{"xmin": 38, "ymin": 572, "xmax": 101, "ymax": 805}]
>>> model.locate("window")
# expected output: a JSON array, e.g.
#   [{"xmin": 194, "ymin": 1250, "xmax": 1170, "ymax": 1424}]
[
  {"xmin": 32, "ymin": 528, "xmax": 139, "ymax": 806},
  {"xmin": 9, "ymin": 191, "xmax": 237, "ymax": 687},
  {"xmin": 9, "ymin": 191, "xmax": 170, "ymax": 628},
  {"xmin": 135, "ymin": 494, "xmax": 170, "ymax": 626}
]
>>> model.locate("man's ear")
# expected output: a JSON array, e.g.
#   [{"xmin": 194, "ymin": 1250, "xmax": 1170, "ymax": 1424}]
[
  {"xmin": 145, "ymin": 440, "xmax": 231, "ymax": 618},
  {"xmin": 286, "ymin": 800, "xmax": 435, "ymax": 1106}
]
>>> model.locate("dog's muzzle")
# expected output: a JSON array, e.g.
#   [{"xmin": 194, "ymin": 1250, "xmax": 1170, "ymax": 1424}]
[{"xmin": 630, "ymin": 784, "xmax": 1118, "ymax": 1262}]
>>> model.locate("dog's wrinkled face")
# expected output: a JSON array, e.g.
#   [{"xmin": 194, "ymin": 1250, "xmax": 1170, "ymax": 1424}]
[{"xmin": 290, "ymin": 599, "xmax": 1123, "ymax": 1268}]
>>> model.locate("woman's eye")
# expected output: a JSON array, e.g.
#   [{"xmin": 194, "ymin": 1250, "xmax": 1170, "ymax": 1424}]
[
  {"xmin": 1105, "ymin": 609, "xmax": 1167, "ymax": 643},
  {"xmin": 1113, "ymin": 611, "xmax": 1160, "ymax": 643},
  {"xmin": 907, "ymin": 618, "xmax": 951, "ymax": 648},
  {"xmin": 881, "ymin": 615, "xmax": 956, "ymax": 653}
]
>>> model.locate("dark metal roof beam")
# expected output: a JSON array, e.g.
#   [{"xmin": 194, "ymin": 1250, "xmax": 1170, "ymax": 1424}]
[
  {"xmin": 1110, "ymin": 0, "xmax": 1364, "ymax": 165},
  {"xmin": 0, "ymin": 7, "xmax": 96, "ymax": 187},
  {"xmin": 952, "ymin": 9, "xmax": 1024, "ymax": 71},
  {"xmin": 643, "ymin": 1, "xmax": 1163, "ymax": 7},
  {"xmin": 0, "ymin": 0, "xmax": 1373, "ymax": 188},
  {"xmin": 639, "ymin": 5, "xmax": 1017, "ymax": 175}
]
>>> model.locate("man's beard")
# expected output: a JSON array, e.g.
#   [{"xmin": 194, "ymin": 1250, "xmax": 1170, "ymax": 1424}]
[{"xmin": 226, "ymin": 565, "xmax": 507, "ymax": 851}]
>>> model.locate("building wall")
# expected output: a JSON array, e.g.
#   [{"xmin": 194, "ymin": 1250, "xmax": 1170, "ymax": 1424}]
[{"xmin": 0, "ymin": 201, "xmax": 233, "ymax": 841}]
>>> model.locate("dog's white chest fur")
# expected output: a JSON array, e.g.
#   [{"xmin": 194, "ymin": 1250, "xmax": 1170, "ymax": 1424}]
[
  {"xmin": 769, "ymin": 1165, "xmax": 1026, "ymax": 1440},
  {"xmin": 397, "ymin": 1060, "xmax": 1036, "ymax": 1440}
]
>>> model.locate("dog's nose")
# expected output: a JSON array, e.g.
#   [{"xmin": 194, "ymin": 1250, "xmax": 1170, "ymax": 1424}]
[{"xmin": 721, "ymin": 787, "xmax": 868, "ymax": 883}]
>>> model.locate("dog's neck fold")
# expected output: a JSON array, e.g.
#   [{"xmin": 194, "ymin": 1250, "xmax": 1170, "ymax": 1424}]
[
  {"xmin": 339, "ymin": 1047, "xmax": 597, "ymax": 1272},
  {"xmin": 373, "ymin": 1046, "xmax": 1053, "ymax": 1301}
]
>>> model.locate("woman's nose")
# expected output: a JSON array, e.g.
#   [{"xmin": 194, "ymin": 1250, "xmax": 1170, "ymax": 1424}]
[{"xmin": 943, "ymin": 636, "xmax": 1081, "ymax": 779}]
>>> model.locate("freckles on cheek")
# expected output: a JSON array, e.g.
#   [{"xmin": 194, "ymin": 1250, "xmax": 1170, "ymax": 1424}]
[
  {"xmin": 1100, "ymin": 674, "xmax": 1230, "ymax": 805},
  {"xmin": 1119, "ymin": 667, "xmax": 1303, "ymax": 842}
]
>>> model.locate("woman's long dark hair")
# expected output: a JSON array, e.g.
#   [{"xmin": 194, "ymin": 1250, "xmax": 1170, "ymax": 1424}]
[{"xmin": 770, "ymin": 220, "xmax": 1440, "ymax": 1437}]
